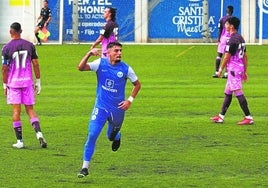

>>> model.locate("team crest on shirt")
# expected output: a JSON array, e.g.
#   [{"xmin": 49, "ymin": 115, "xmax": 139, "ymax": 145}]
[{"xmin": 117, "ymin": 71, "xmax": 123, "ymax": 78}]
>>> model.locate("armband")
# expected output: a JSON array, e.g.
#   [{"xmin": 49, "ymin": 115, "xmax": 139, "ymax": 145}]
[
  {"xmin": 127, "ymin": 96, "xmax": 134, "ymax": 103},
  {"xmin": 35, "ymin": 79, "xmax": 41, "ymax": 85},
  {"xmin": 3, "ymin": 83, "xmax": 7, "ymax": 89}
]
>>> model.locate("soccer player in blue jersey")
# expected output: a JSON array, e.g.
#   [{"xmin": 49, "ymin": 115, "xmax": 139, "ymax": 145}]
[
  {"xmin": 2, "ymin": 22, "xmax": 47, "ymax": 148},
  {"xmin": 210, "ymin": 17, "xmax": 254, "ymax": 125},
  {"xmin": 77, "ymin": 42, "xmax": 141, "ymax": 178},
  {"xmin": 34, "ymin": 0, "xmax": 52, "ymax": 45},
  {"xmin": 90, "ymin": 7, "xmax": 119, "ymax": 58},
  {"xmin": 212, "ymin": 5, "xmax": 233, "ymax": 78}
]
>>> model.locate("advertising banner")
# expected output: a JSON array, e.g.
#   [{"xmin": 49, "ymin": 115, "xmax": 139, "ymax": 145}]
[
  {"xmin": 148, "ymin": 0, "xmax": 241, "ymax": 39},
  {"xmin": 256, "ymin": 0, "xmax": 268, "ymax": 39},
  {"xmin": 63, "ymin": 0, "xmax": 135, "ymax": 42},
  {"xmin": 32, "ymin": 0, "xmax": 268, "ymax": 42},
  {"xmin": 48, "ymin": 0, "xmax": 60, "ymax": 41}
]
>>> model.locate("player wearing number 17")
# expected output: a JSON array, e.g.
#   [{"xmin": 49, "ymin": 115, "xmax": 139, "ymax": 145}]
[
  {"xmin": 2, "ymin": 22, "xmax": 47, "ymax": 148},
  {"xmin": 210, "ymin": 17, "xmax": 254, "ymax": 125}
]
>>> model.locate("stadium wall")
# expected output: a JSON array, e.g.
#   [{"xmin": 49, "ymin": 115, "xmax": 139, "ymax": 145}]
[{"xmin": 0, "ymin": 0, "xmax": 267, "ymax": 44}]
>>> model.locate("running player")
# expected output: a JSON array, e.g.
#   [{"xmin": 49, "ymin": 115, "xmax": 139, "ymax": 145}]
[{"xmin": 77, "ymin": 42, "xmax": 141, "ymax": 178}]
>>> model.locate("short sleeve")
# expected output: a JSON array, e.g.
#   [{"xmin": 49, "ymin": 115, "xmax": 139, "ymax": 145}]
[
  {"xmin": 88, "ymin": 58, "xmax": 101, "ymax": 72},
  {"xmin": 127, "ymin": 66, "xmax": 138, "ymax": 82}
]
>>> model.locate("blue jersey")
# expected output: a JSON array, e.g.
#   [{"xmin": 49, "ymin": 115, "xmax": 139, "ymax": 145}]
[{"xmin": 89, "ymin": 58, "xmax": 138, "ymax": 111}]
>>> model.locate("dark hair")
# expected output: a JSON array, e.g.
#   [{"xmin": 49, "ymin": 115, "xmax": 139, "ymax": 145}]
[
  {"xmin": 227, "ymin": 5, "xmax": 234, "ymax": 14},
  {"xmin": 44, "ymin": 0, "xmax": 48, "ymax": 3},
  {"xmin": 10, "ymin": 22, "xmax": 22, "ymax": 33},
  {"xmin": 227, "ymin": 16, "xmax": 240, "ymax": 30},
  {"xmin": 107, "ymin": 7, "xmax": 117, "ymax": 21},
  {"xmin": 107, "ymin": 41, "xmax": 122, "ymax": 49}
]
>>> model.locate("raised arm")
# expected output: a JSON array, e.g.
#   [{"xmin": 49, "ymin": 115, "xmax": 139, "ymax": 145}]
[{"xmin": 78, "ymin": 48, "xmax": 99, "ymax": 71}]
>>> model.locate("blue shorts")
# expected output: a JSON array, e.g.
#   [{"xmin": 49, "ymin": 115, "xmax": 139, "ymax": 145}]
[
  {"xmin": 7, "ymin": 86, "xmax": 35, "ymax": 105},
  {"xmin": 90, "ymin": 106, "xmax": 125, "ymax": 128}
]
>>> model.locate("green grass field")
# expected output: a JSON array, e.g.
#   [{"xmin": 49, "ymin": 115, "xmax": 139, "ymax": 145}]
[{"xmin": 0, "ymin": 44, "xmax": 267, "ymax": 187}]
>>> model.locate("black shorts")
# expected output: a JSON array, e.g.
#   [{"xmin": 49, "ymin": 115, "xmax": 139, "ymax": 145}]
[{"xmin": 37, "ymin": 20, "xmax": 49, "ymax": 29}]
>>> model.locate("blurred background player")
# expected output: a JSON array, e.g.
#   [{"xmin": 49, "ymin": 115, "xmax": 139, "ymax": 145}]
[
  {"xmin": 2, "ymin": 22, "xmax": 47, "ymax": 148},
  {"xmin": 210, "ymin": 17, "xmax": 254, "ymax": 125},
  {"xmin": 77, "ymin": 42, "xmax": 141, "ymax": 178},
  {"xmin": 90, "ymin": 7, "xmax": 119, "ymax": 58},
  {"xmin": 34, "ymin": 0, "xmax": 52, "ymax": 45},
  {"xmin": 212, "ymin": 5, "xmax": 233, "ymax": 78}
]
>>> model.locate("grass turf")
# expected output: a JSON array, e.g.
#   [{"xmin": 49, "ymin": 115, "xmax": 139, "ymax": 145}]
[{"xmin": 0, "ymin": 44, "xmax": 267, "ymax": 187}]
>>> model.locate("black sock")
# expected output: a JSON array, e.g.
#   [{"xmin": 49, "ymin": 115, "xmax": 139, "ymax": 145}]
[
  {"xmin": 32, "ymin": 121, "xmax": 41, "ymax": 133},
  {"xmin": 215, "ymin": 58, "xmax": 221, "ymax": 72},
  {"xmin": 14, "ymin": 127, "xmax": 22, "ymax": 140},
  {"xmin": 236, "ymin": 95, "xmax": 251, "ymax": 116},
  {"xmin": 35, "ymin": 33, "xmax": 41, "ymax": 43},
  {"xmin": 221, "ymin": 94, "xmax": 232, "ymax": 115}
]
